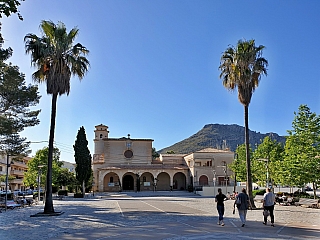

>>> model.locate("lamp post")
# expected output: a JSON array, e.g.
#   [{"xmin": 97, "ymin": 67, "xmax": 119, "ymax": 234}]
[
  {"xmin": 38, "ymin": 165, "xmax": 44, "ymax": 203},
  {"xmin": 212, "ymin": 170, "xmax": 216, "ymax": 196},
  {"xmin": 136, "ymin": 172, "xmax": 140, "ymax": 192},
  {"xmin": 92, "ymin": 177, "xmax": 95, "ymax": 196},
  {"xmin": 223, "ymin": 161, "xmax": 228, "ymax": 194},
  {"xmin": 234, "ymin": 151, "xmax": 238, "ymax": 193}
]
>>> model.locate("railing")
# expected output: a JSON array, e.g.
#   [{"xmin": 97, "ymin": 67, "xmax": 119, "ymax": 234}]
[
  {"xmin": 11, "ymin": 179, "xmax": 23, "ymax": 184},
  {"xmin": 10, "ymin": 170, "xmax": 25, "ymax": 176},
  {"xmin": 194, "ymin": 181, "xmax": 234, "ymax": 187},
  {"xmin": 11, "ymin": 161, "xmax": 27, "ymax": 168}
]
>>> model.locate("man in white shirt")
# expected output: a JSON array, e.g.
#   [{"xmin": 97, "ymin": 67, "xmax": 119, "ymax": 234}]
[{"xmin": 263, "ymin": 187, "xmax": 275, "ymax": 226}]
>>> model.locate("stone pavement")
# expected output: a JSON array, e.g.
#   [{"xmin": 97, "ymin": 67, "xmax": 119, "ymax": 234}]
[{"xmin": 0, "ymin": 191, "xmax": 319, "ymax": 240}]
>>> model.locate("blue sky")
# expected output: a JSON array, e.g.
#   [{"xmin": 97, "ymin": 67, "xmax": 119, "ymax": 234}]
[{"xmin": 2, "ymin": 1, "xmax": 320, "ymax": 163}]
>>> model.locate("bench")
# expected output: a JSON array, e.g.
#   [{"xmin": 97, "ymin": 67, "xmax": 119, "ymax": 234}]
[
  {"xmin": 254, "ymin": 195, "xmax": 264, "ymax": 202},
  {"xmin": 295, "ymin": 198, "xmax": 319, "ymax": 208}
]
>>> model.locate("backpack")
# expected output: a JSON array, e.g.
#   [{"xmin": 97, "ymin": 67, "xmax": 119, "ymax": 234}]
[{"xmin": 236, "ymin": 196, "xmax": 241, "ymax": 205}]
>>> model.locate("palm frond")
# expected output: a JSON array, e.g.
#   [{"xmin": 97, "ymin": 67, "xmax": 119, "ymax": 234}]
[
  {"xmin": 25, "ymin": 20, "xmax": 90, "ymax": 96},
  {"xmin": 219, "ymin": 39, "xmax": 268, "ymax": 106}
]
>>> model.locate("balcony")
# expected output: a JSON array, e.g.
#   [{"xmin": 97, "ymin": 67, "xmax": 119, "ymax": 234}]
[
  {"xmin": 11, "ymin": 179, "xmax": 23, "ymax": 184},
  {"xmin": 10, "ymin": 170, "xmax": 25, "ymax": 177},
  {"xmin": 93, "ymin": 154, "xmax": 104, "ymax": 164},
  {"xmin": 11, "ymin": 161, "xmax": 27, "ymax": 168}
]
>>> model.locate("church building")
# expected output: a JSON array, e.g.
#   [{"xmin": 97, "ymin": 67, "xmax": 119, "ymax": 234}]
[{"xmin": 92, "ymin": 124, "xmax": 234, "ymax": 192}]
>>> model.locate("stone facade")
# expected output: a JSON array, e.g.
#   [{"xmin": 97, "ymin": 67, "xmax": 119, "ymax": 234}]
[{"xmin": 92, "ymin": 124, "xmax": 235, "ymax": 192}]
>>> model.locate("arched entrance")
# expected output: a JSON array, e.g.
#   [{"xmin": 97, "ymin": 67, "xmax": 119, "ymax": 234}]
[
  {"xmin": 103, "ymin": 172, "xmax": 121, "ymax": 192},
  {"xmin": 123, "ymin": 175, "xmax": 134, "ymax": 190},
  {"xmin": 156, "ymin": 172, "xmax": 170, "ymax": 191},
  {"xmin": 199, "ymin": 175, "xmax": 208, "ymax": 186},
  {"xmin": 140, "ymin": 172, "xmax": 154, "ymax": 191},
  {"xmin": 173, "ymin": 172, "xmax": 186, "ymax": 190}
]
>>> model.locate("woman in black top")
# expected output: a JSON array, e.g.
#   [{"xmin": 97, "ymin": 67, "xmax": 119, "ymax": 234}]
[{"xmin": 215, "ymin": 188, "xmax": 227, "ymax": 226}]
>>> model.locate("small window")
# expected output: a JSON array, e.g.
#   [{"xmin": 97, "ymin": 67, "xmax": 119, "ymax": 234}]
[
  {"xmin": 0, "ymin": 166, "xmax": 2, "ymax": 171},
  {"xmin": 110, "ymin": 177, "xmax": 114, "ymax": 183}
]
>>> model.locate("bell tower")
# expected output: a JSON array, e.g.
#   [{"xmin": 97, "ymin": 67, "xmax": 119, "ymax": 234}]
[{"xmin": 94, "ymin": 124, "xmax": 109, "ymax": 154}]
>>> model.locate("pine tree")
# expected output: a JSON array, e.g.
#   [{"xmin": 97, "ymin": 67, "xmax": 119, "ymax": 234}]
[{"xmin": 73, "ymin": 126, "xmax": 92, "ymax": 197}]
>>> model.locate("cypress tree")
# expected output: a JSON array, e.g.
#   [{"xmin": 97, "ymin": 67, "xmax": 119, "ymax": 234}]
[{"xmin": 73, "ymin": 126, "xmax": 92, "ymax": 197}]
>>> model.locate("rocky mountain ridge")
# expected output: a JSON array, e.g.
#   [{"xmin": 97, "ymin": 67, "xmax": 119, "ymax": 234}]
[{"xmin": 158, "ymin": 124, "xmax": 286, "ymax": 154}]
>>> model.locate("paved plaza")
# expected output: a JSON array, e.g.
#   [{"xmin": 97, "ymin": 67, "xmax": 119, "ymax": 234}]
[{"xmin": 0, "ymin": 191, "xmax": 319, "ymax": 240}]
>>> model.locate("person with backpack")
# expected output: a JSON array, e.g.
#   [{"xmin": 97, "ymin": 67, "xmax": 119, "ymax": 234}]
[
  {"xmin": 234, "ymin": 188, "xmax": 250, "ymax": 227},
  {"xmin": 215, "ymin": 188, "xmax": 227, "ymax": 226}
]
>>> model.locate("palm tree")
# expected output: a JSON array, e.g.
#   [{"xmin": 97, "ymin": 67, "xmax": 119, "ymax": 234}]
[
  {"xmin": 219, "ymin": 39, "xmax": 268, "ymax": 206},
  {"xmin": 24, "ymin": 20, "xmax": 89, "ymax": 213}
]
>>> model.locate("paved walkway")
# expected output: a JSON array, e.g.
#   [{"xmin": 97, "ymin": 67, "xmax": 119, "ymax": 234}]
[{"xmin": 0, "ymin": 191, "xmax": 319, "ymax": 240}]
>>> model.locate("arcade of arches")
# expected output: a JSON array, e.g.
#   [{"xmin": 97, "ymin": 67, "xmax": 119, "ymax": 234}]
[{"xmin": 101, "ymin": 170, "xmax": 187, "ymax": 192}]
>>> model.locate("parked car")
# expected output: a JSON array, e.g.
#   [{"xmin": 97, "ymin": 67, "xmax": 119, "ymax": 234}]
[
  {"xmin": 13, "ymin": 190, "xmax": 23, "ymax": 196},
  {"xmin": 0, "ymin": 190, "xmax": 12, "ymax": 194},
  {"xmin": 25, "ymin": 189, "xmax": 34, "ymax": 195},
  {"xmin": 304, "ymin": 186, "xmax": 313, "ymax": 191}
]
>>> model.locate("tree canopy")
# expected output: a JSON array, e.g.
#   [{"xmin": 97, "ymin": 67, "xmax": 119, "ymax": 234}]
[
  {"xmin": 0, "ymin": 0, "xmax": 25, "ymax": 20},
  {"xmin": 283, "ymin": 105, "xmax": 320, "ymax": 190},
  {"xmin": 23, "ymin": 147, "xmax": 62, "ymax": 188},
  {"xmin": 0, "ymin": 21, "xmax": 40, "ymax": 157},
  {"xmin": 252, "ymin": 136, "xmax": 284, "ymax": 188}
]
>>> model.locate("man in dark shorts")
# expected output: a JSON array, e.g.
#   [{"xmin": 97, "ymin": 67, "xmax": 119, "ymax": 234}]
[{"xmin": 215, "ymin": 188, "xmax": 227, "ymax": 226}]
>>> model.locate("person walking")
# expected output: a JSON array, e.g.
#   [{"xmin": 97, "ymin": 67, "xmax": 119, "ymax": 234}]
[
  {"xmin": 263, "ymin": 187, "xmax": 275, "ymax": 227},
  {"xmin": 234, "ymin": 188, "xmax": 250, "ymax": 227},
  {"xmin": 215, "ymin": 188, "xmax": 227, "ymax": 226}
]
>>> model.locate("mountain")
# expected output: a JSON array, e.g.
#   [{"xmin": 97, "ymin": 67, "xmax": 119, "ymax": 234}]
[{"xmin": 158, "ymin": 124, "xmax": 286, "ymax": 154}]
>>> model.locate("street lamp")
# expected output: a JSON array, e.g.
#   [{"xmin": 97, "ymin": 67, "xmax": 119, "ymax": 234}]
[
  {"xmin": 38, "ymin": 165, "xmax": 44, "ymax": 203},
  {"xmin": 222, "ymin": 161, "xmax": 228, "ymax": 194},
  {"xmin": 234, "ymin": 151, "xmax": 238, "ymax": 193},
  {"xmin": 212, "ymin": 170, "xmax": 216, "ymax": 196},
  {"xmin": 92, "ymin": 177, "xmax": 95, "ymax": 196},
  {"xmin": 136, "ymin": 172, "xmax": 140, "ymax": 192}
]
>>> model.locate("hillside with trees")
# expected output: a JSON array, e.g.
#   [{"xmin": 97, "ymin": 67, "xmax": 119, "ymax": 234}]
[{"xmin": 158, "ymin": 124, "xmax": 286, "ymax": 154}]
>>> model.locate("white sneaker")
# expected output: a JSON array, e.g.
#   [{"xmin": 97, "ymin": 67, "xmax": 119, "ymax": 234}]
[
  {"xmin": 221, "ymin": 221, "xmax": 225, "ymax": 226},
  {"xmin": 217, "ymin": 221, "xmax": 220, "ymax": 225}
]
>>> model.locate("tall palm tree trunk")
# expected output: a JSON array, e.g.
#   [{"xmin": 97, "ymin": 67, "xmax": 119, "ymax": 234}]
[
  {"xmin": 44, "ymin": 93, "xmax": 57, "ymax": 213},
  {"xmin": 244, "ymin": 105, "xmax": 255, "ymax": 207},
  {"xmin": 82, "ymin": 180, "xmax": 85, "ymax": 198}
]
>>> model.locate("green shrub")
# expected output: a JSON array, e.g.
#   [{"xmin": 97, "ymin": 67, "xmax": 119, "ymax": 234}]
[
  {"xmin": 74, "ymin": 193, "xmax": 84, "ymax": 198},
  {"xmin": 58, "ymin": 190, "xmax": 68, "ymax": 196},
  {"xmin": 252, "ymin": 189, "xmax": 266, "ymax": 197},
  {"xmin": 52, "ymin": 186, "xmax": 58, "ymax": 193},
  {"xmin": 293, "ymin": 191, "xmax": 310, "ymax": 198}
]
